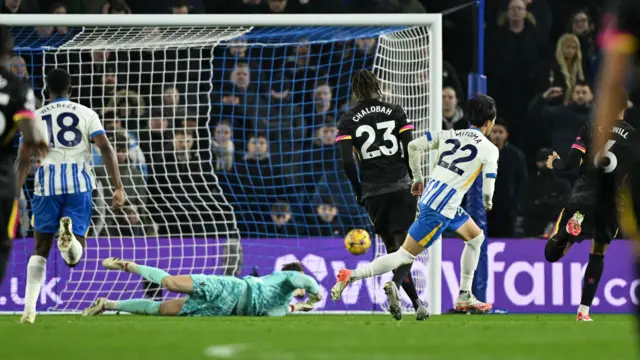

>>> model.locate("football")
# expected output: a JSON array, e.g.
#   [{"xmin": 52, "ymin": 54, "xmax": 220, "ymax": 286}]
[{"xmin": 344, "ymin": 229, "xmax": 371, "ymax": 255}]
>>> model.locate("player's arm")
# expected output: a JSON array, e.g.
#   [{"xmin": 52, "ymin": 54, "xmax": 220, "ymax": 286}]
[
  {"xmin": 336, "ymin": 122, "xmax": 362, "ymax": 204},
  {"xmin": 14, "ymin": 88, "xmax": 47, "ymax": 191},
  {"xmin": 549, "ymin": 124, "xmax": 588, "ymax": 176},
  {"xmin": 394, "ymin": 105, "xmax": 415, "ymax": 174},
  {"xmin": 407, "ymin": 131, "xmax": 440, "ymax": 195},
  {"xmin": 93, "ymin": 133, "xmax": 124, "ymax": 209},
  {"xmin": 594, "ymin": 0, "xmax": 639, "ymax": 154},
  {"xmin": 481, "ymin": 146, "xmax": 499, "ymax": 211}
]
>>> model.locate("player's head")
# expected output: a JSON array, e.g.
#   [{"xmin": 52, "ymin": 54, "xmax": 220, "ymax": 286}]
[
  {"xmin": 281, "ymin": 262, "xmax": 304, "ymax": 273},
  {"xmin": 0, "ymin": 25, "xmax": 14, "ymax": 66},
  {"xmin": 352, "ymin": 69, "xmax": 382, "ymax": 101},
  {"xmin": 466, "ymin": 93, "xmax": 497, "ymax": 135},
  {"xmin": 45, "ymin": 68, "xmax": 71, "ymax": 98}
]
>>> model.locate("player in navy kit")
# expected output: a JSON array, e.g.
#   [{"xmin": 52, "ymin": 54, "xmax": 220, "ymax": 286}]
[
  {"xmin": 0, "ymin": 26, "xmax": 48, "ymax": 286},
  {"xmin": 337, "ymin": 70, "xmax": 427, "ymax": 320}
]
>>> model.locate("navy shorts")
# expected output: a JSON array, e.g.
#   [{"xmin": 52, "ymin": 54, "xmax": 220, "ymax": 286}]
[{"xmin": 31, "ymin": 192, "xmax": 92, "ymax": 236}]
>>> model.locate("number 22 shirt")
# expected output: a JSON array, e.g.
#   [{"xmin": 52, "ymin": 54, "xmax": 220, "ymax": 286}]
[
  {"xmin": 421, "ymin": 128, "xmax": 499, "ymax": 219},
  {"xmin": 30, "ymin": 98, "xmax": 105, "ymax": 196}
]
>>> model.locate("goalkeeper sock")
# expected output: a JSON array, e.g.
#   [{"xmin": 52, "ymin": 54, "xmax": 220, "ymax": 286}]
[
  {"xmin": 24, "ymin": 255, "xmax": 46, "ymax": 314},
  {"xmin": 133, "ymin": 265, "xmax": 170, "ymax": 285},
  {"xmin": 580, "ymin": 253, "xmax": 604, "ymax": 309},
  {"xmin": 352, "ymin": 248, "xmax": 415, "ymax": 281},
  {"xmin": 460, "ymin": 233, "xmax": 485, "ymax": 293},
  {"xmin": 111, "ymin": 299, "xmax": 161, "ymax": 315},
  {"xmin": 60, "ymin": 237, "xmax": 83, "ymax": 267}
]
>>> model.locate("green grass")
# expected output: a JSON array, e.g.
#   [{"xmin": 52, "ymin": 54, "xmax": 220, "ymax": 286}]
[{"xmin": 0, "ymin": 314, "xmax": 636, "ymax": 360}]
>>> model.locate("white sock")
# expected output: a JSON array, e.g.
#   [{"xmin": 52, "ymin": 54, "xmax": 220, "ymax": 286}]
[
  {"xmin": 460, "ymin": 232, "xmax": 485, "ymax": 293},
  {"xmin": 24, "ymin": 255, "xmax": 46, "ymax": 314},
  {"xmin": 352, "ymin": 247, "xmax": 415, "ymax": 281},
  {"xmin": 60, "ymin": 237, "xmax": 83, "ymax": 266},
  {"xmin": 578, "ymin": 304, "xmax": 589, "ymax": 315}
]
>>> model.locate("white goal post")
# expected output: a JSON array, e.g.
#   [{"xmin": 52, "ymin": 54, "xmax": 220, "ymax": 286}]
[{"xmin": 3, "ymin": 14, "xmax": 443, "ymax": 315}]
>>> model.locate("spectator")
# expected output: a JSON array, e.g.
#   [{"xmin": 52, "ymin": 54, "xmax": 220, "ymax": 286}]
[
  {"xmin": 528, "ymin": 81, "xmax": 593, "ymax": 159},
  {"xmin": 311, "ymin": 83, "xmax": 335, "ymax": 119},
  {"xmin": 486, "ymin": 0, "xmax": 544, "ymax": 149},
  {"xmin": 518, "ymin": 148, "xmax": 571, "ymax": 237},
  {"xmin": 244, "ymin": 133, "xmax": 270, "ymax": 161},
  {"xmin": 217, "ymin": 63, "xmax": 264, "ymax": 122},
  {"xmin": 107, "ymin": 0, "xmax": 131, "ymax": 14},
  {"xmin": 38, "ymin": 3, "xmax": 69, "ymax": 39},
  {"xmin": 542, "ymin": 33, "xmax": 585, "ymax": 104},
  {"xmin": 269, "ymin": 201, "xmax": 301, "ymax": 236},
  {"xmin": 307, "ymin": 198, "xmax": 343, "ymax": 237},
  {"xmin": 567, "ymin": 9, "xmax": 596, "ymax": 81},
  {"xmin": 266, "ymin": 0, "xmax": 289, "ymax": 14},
  {"xmin": 8, "ymin": 55, "xmax": 28, "ymax": 81},
  {"xmin": 257, "ymin": 72, "xmax": 305, "ymax": 154},
  {"xmin": 138, "ymin": 109, "xmax": 173, "ymax": 156},
  {"xmin": 100, "ymin": 110, "xmax": 148, "ymax": 177},
  {"xmin": 163, "ymin": 86, "xmax": 181, "ymax": 107},
  {"xmin": 487, "ymin": 119, "xmax": 528, "ymax": 237},
  {"xmin": 442, "ymin": 86, "xmax": 468, "ymax": 130},
  {"xmin": 285, "ymin": 40, "xmax": 326, "ymax": 103},
  {"xmin": 171, "ymin": 0, "xmax": 191, "ymax": 14},
  {"xmin": 212, "ymin": 121, "xmax": 235, "ymax": 172},
  {"xmin": 149, "ymin": 130, "xmax": 227, "ymax": 237},
  {"xmin": 1, "ymin": 0, "xmax": 36, "ymax": 13},
  {"xmin": 95, "ymin": 134, "xmax": 156, "ymax": 237}
]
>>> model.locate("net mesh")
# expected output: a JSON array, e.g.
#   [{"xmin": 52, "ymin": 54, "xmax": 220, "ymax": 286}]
[{"xmin": 7, "ymin": 24, "xmax": 435, "ymax": 313}]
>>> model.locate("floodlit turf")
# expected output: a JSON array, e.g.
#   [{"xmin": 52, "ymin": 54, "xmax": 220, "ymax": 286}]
[{"xmin": 0, "ymin": 314, "xmax": 636, "ymax": 360}]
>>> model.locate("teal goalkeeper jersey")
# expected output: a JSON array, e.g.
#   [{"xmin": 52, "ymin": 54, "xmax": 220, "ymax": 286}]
[{"xmin": 244, "ymin": 271, "xmax": 320, "ymax": 316}]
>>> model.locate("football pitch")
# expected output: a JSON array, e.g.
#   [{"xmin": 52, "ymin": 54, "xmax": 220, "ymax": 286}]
[{"xmin": 0, "ymin": 314, "xmax": 635, "ymax": 360}]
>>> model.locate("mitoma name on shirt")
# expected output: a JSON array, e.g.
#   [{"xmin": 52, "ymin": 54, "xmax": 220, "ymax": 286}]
[
  {"xmin": 455, "ymin": 129, "xmax": 483, "ymax": 144},
  {"xmin": 39, "ymin": 102, "xmax": 78, "ymax": 114},
  {"xmin": 352, "ymin": 106, "xmax": 393, "ymax": 122}
]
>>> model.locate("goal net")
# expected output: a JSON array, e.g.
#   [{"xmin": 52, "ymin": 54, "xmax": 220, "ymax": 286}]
[{"xmin": 5, "ymin": 16, "xmax": 441, "ymax": 314}]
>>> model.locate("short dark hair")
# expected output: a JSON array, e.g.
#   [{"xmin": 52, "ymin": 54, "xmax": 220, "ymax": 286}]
[
  {"xmin": 281, "ymin": 262, "xmax": 304, "ymax": 272},
  {"xmin": 172, "ymin": 0, "xmax": 189, "ymax": 8},
  {"xmin": 46, "ymin": 68, "xmax": 71, "ymax": 94},
  {"xmin": 109, "ymin": 0, "xmax": 131, "ymax": 13},
  {"xmin": 465, "ymin": 93, "xmax": 496, "ymax": 127},
  {"xmin": 574, "ymin": 80, "xmax": 591, "ymax": 89},
  {"xmin": 0, "ymin": 25, "xmax": 14, "ymax": 60},
  {"xmin": 493, "ymin": 118, "xmax": 508, "ymax": 131}
]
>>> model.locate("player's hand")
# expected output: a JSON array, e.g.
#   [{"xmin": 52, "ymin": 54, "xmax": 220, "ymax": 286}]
[
  {"xmin": 293, "ymin": 302, "xmax": 314, "ymax": 312},
  {"xmin": 542, "ymin": 87, "xmax": 563, "ymax": 100},
  {"xmin": 546, "ymin": 152, "xmax": 560, "ymax": 169},
  {"xmin": 306, "ymin": 292, "xmax": 322, "ymax": 306},
  {"xmin": 112, "ymin": 188, "xmax": 125, "ymax": 210},
  {"xmin": 411, "ymin": 180, "xmax": 424, "ymax": 196}
]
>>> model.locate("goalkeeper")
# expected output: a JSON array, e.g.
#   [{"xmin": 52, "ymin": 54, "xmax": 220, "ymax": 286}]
[{"xmin": 83, "ymin": 258, "xmax": 321, "ymax": 317}]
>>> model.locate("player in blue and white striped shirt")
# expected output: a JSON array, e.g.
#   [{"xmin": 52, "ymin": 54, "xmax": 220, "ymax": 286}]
[{"xmin": 15, "ymin": 69, "xmax": 124, "ymax": 324}]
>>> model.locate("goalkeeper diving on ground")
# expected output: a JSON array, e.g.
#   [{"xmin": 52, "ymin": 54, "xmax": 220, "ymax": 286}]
[{"xmin": 83, "ymin": 259, "xmax": 321, "ymax": 317}]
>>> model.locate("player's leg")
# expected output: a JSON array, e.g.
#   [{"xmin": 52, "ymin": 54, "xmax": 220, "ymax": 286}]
[
  {"xmin": 83, "ymin": 297, "xmax": 185, "ymax": 316},
  {"xmin": 21, "ymin": 195, "xmax": 61, "ymax": 323},
  {"xmin": 450, "ymin": 208, "xmax": 491, "ymax": 312},
  {"xmin": 332, "ymin": 208, "xmax": 446, "ymax": 302},
  {"xmin": 544, "ymin": 208, "xmax": 577, "ymax": 262},
  {"xmin": 0, "ymin": 198, "xmax": 17, "ymax": 286},
  {"xmin": 102, "ymin": 257, "xmax": 194, "ymax": 294},
  {"xmin": 58, "ymin": 192, "xmax": 93, "ymax": 267}
]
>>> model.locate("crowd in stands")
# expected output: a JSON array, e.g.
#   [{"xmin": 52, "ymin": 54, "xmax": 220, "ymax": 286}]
[{"xmin": 5, "ymin": 0, "xmax": 615, "ymax": 241}]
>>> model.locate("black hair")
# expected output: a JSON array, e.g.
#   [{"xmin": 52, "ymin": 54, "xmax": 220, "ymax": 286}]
[
  {"xmin": 172, "ymin": 0, "xmax": 189, "ymax": 8},
  {"xmin": 465, "ymin": 93, "xmax": 496, "ymax": 127},
  {"xmin": 574, "ymin": 80, "xmax": 591, "ymax": 89},
  {"xmin": 109, "ymin": 0, "xmax": 131, "ymax": 14},
  {"xmin": 0, "ymin": 25, "xmax": 14, "ymax": 61},
  {"xmin": 493, "ymin": 118, "xmax": 508, "ymax": 132},
  {"xmin": 281, "ymin": 262, "xmax": 304, "ymax": 272},
  {"xmin": 46, "ymin": 68, "xmax": 71, "ymax": 95},
  {"xmin": 352, "ymin": 69, "xmax": 382, "ymax": 101}
]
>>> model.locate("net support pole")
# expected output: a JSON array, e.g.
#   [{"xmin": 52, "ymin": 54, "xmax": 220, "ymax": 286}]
[
  {"xmin": 428, "ymin": 16, "xmax": 444, "ymax": 316},
  {"xmin": 466, "ymin": 0, "xmax": 489, "ymax": 303}
]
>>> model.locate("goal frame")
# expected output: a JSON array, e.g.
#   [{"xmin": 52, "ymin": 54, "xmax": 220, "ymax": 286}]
[{"xmin": 4, "ymin": 13, "xmax": 443, "ymax": 315}]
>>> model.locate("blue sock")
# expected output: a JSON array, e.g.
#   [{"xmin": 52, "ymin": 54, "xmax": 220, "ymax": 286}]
[
  {"xmin": 135, "ymin": 265, "xmax": 170, "ymax": 285},
  {"xmin": 116, "ymin": 299, "xmax": 161, "ymax": 315}
]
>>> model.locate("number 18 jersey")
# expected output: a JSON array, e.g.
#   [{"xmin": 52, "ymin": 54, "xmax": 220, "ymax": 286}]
[
  {"xmin": 422, "ymin": 128, "xmax": 499, "ymax": 218},
  {"xmin": 31, "ymin": 99, "xmax": 105, "ymax": 196},
  {"xmin": 337, "ymin": 99, "xmax": 414, "ymax": 199}
]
